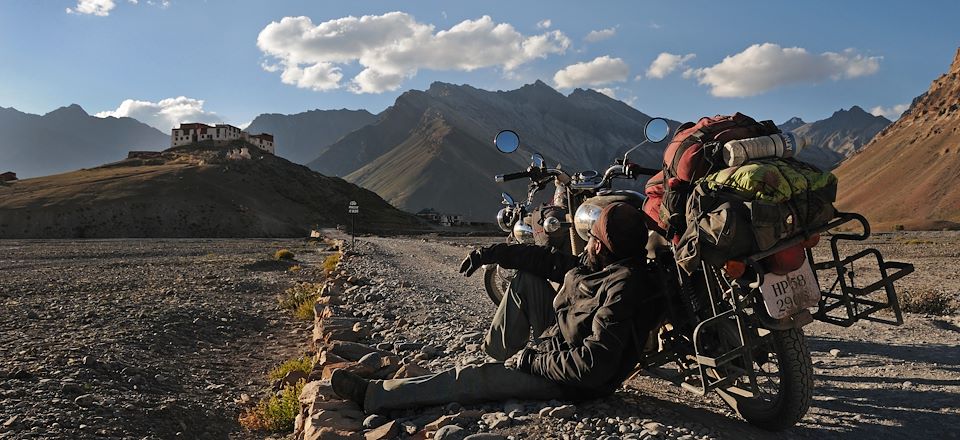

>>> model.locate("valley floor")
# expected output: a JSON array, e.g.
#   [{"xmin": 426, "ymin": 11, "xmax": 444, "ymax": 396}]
[
  {"xmin": 0, "ymin": 235, "xmax": 956, "ymax": 439},
  {"xmin": 0, "ymin": 238, "xmax": 330, "ymax": 439}
]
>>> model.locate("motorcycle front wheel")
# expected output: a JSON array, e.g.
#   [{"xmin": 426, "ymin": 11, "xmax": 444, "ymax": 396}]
[
  {"xmin": 482, "ymin": 264, "xmax": 514, "ymax": 306},
  {"xmin": 730, "ymin": 327, "xmax": 814, "ymax": 430}
]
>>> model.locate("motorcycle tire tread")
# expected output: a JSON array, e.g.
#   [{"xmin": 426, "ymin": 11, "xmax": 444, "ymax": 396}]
[{"xmin": 738, "ymin": 328, "xmax": 813, "ymax": 431}]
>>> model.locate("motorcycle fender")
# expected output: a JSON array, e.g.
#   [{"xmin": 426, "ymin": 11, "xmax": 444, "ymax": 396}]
[{"xmin": 765, "ymin": 309, "xmax": 814, "ymax": 331}]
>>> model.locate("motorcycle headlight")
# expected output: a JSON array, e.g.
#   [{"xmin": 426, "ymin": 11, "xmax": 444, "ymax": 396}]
[
  {"xmin": 543, "ymin": 216, "xmax": 562, "ymax": 233},
  {"xmin": 573, "ymin": 203, "xmax": 603, "ymax": 241},
  {"xmin": 496, "ymin": 207, "xmax": 515, "ymax": 232},
  {"xmin": 512, "ymin": 220, "xmax": 534, "ymax": 243}
]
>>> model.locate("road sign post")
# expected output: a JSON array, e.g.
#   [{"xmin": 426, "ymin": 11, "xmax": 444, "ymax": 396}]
[{"xmin": 348, "ymin": 201, "xmax": 359, "ymax": 248}]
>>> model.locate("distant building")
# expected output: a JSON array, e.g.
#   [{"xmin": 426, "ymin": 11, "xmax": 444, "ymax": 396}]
[
  {"xmin": 416, "ymin": 208, "xmax": 465, "ymax": 227},
  {"xmin": 170, "ymin": 123, "xmax": 275, "ymax": 154},
  {"xmin": 0, "ymin": 172, "xmax": 17, "ymax": 182}
]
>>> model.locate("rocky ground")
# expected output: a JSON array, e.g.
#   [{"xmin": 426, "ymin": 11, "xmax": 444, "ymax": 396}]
[
  {"xmin": 0, "ymin": 233, "xmax": 956, "ymax": 440},
  {"xmin": 312, "ymin": 231, "xmax": 958, "ymax": 440},
  {"xmin": 0, "ymin": 239, "xmax": 331, "ymax": 439}
]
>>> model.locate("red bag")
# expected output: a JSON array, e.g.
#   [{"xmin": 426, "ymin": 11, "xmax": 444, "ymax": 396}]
[{"xmin": 644, "ymin": 113, "xmax": 780, "ymax": 237}]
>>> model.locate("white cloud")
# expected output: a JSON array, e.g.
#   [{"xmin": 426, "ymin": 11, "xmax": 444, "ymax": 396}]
[
  {"xmin": 870, "ymin": 103, "xmax": 909, "ymax": 120},
  {"xmin": 66, "ymin": 0, "xmax": 115, "ymax": 16},
  {"xmin": 95, "ymin": 96, "xmax": 220, "ymax": 131},
  {"xmin": 595, "ymin": 88, "xmax": 617, "ymax": 99},
  {"xmin": 646, "ymin": 52, "xmax": 695, "ymax": 79},
  {"xmin": 584, "ymin": 26, "xmax": 617, "ymax": 43},
  {"xmin": 553, "ymin": 56, "xmax": 629, "ymax": 89},
  {"xmin": 649, "ymin": 22, "xmax": 662, "ymax": 30},
  {"xmin": 537, "ymin": 19, "xmax": 552, "ymax": 29},
  {"xmin": 257, "ymin": 12, "xmax": 571, "ymax": 94},
  {"xmin": 688, "ymin": 43, "xmax": 881, "ymax": 98}
]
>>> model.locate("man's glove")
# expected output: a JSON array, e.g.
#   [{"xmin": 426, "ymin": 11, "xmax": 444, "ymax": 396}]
[
  {"xmin": 459, "ymin": 246, "xmax": 497, "ymax": 277},
  {"xmin": 514, "ymin": 347, "xmax": 539, "ymax": 374}
]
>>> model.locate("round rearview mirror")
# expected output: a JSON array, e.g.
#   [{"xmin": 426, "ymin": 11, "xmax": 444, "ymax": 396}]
[
  {"xmin": 644, "ymin": 118, "xmax": 670, "ymax": 143},
  {"xmin": 494, "ymin": 130, "xmax": 520, "ymax": 153},
  {"xmin": 531, "ymin": 153, "xmax": 545, "ymax": 169}
]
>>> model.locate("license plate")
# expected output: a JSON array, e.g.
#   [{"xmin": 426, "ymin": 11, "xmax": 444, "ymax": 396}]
[{"xmin": 759, "ymin": 261, "xmax": 822, "ymax": 319}]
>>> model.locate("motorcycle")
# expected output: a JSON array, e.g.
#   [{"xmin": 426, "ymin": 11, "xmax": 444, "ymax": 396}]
[
  {"xmin": 483, "ymin": 118, "xmax": 671, "ymax": 304},
  {"xmin": 486, "ymin": 120, "xmax": 914, "ymax": 430}
]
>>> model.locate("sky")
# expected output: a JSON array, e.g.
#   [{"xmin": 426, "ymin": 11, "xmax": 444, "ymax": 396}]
[{"xmin": 1, "ymin": 0, "xmax": 958, "ymax": 131}]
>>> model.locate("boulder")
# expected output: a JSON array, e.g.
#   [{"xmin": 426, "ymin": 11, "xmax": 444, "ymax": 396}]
[
  {"xmin": 299, "ymin": 380, "xmax": 336, "ymax": 406},
  {"xmin": 364, "ymin": 421, "xmax": 399, "ymax": 440},
  {"xmin": 425, "ymin": 414, "xmax": 457, "ymax": 431},
  {"xmin": 328, "ymin": 341, "xmax": 383, "ymax": 361},
  {"xmin": 391, "ymin": 362, "xmax": 432, "ymax": 379},
  {"xmin": 321, "ymin": 362, "xmax": 376, "ymax": 380}
]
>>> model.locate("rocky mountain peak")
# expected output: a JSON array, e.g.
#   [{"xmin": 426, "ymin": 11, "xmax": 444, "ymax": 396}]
[
  {"xmin": 950, "ymin": 47, "xmax": 960, "ymax": 73},
  {"xmin": 784, "ymin": 117, "xmax": 805, "ymax": 125},
  {"xmin": 44, "ymin": 103, "xmax": 89, "ymax": 118}
]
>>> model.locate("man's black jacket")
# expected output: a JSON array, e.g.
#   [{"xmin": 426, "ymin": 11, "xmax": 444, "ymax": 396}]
[{"xmin": 488, "ymin": 243, "xmax": 662, "ymax": 398}]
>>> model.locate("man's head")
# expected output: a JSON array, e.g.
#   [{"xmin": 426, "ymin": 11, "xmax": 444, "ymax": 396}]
[{"xmin": 585, "ymin": 202, "xmax": 648, "ymax": 270}]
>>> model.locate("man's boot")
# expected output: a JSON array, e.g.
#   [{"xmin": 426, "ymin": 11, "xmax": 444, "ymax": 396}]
[{"xmin": 331, "ymin": 369, "xmax": 369, "ymax": 407}]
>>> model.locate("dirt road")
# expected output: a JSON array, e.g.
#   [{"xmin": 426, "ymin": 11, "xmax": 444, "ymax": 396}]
[{"xmin": 337, "ymin": 234, "xmax": 959, "ymax": 440}]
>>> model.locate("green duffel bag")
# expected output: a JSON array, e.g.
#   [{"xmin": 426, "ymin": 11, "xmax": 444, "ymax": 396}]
[
  {"xmin": 703, "ymin": 158, "xmax": 837, "ymax": 243},
  {"xmin": 674, "ymin": 159, "xmax": 837, "ymax": 274}
]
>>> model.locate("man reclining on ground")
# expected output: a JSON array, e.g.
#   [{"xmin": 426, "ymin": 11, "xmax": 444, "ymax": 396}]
[{"xmin": 331, "ymin": 202, "xmax": 663, "ymax": 413}]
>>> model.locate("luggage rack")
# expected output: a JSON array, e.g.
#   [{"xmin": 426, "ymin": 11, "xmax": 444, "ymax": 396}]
[
  {"xmin": 808, "ymin": 212, "xmax": 913, "ymax": 327},
  {"xmin": 741, "ymin": 212, "xmax": 913, "ymax": 327}
]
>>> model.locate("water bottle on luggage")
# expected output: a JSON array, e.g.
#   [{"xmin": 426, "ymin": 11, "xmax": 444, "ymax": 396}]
[{"xmin": 721, "ymin": 132, "xmax": 807, "ymax": 166}]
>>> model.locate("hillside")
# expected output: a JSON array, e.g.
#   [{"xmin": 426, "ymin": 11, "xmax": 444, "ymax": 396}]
[
  {"xmin": 0, "ymin": 142, "xmax": 422, "ymax": 238},
  {"xmin": 0, "ymin": 104, "xmax": 169, "ymax": 178},
  {"xmin": 834, "ymin": 48, "xmax": 960, "ymax": 230},
  {"xmin": 245, "ymin": 109, "xmax": 378, "ymax": 165},
  {"xmin": 779, "ymin": 107, "xmax": 891, "ymax": 169},
  {"xmin": 308, "ymin": 81, "xmax": 675, "ymax": 219}
]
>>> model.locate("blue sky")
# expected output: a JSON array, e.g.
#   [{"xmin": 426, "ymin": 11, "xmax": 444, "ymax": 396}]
[{"xmin": 1, "ymin": 0, "xmax": 958, "ymax": 131}]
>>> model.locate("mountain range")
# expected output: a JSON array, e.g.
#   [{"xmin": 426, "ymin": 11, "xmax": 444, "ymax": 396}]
[
  {"xmin": 0, "ymin": 104, "xmax": 169, "ymax": 178},
  {"xmin": 835, "ymin": 48, "xmax": 960, "ymax": 229},
  {"xmin": 307, "ymin": 80, "xmax": 676, "ymax": 220},
  {"xmin": 779, "ymin": 107, "xmax": 891, "ymax": 170},
  {"xmin": 244, "ymin": 109, "xmax": 378, "ymax": 165}
]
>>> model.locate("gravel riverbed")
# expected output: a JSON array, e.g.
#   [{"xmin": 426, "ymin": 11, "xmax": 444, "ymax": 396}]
[{"xmin": 0, "ymin": 239, "xmax": 328, "ymax": 439}]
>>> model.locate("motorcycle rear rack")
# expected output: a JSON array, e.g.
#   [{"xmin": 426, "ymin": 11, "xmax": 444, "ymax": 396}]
[
  {"xmin": 741, "ymin": 212, "xmax": 914, "ymax": 328},
  {"xmin": 809, "ymin": 213, "xmax": 913, "ymax": 327}
]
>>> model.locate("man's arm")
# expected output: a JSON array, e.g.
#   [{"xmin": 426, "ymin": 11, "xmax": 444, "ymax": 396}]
[{"xmin": 462, "ymin": 243, "xmax": 578, "ymax": 283}]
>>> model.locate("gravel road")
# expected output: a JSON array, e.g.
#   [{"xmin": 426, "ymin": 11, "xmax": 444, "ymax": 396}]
[
  {"xmin": 0, "ymin": 239, "xmax": 327, "ymax": 440},
  {"xmin": 333, "ymin": 233, "xmax": 959, "ymax": 440}
]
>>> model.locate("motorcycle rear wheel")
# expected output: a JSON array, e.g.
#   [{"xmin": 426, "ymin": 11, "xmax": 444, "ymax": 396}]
[{"xmin": 733, "ymin": 327, "xmax": 813, "ymax": 430}]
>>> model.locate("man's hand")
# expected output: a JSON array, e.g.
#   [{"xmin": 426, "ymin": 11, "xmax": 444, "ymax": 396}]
[
  {"xmin": 459, "ymin": 249, "xmax": 485, "ymax": 277},
  {"xmin": 515, "ymin": 347, "xmax": 539, "ymax": 373}
]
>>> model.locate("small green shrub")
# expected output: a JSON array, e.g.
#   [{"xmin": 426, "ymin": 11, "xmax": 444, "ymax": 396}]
[
  {"xmin": 894, "ymin": 224, "xmax": 906, "ymax": 231},
  {"xmin": 274, "ymin": 249, "xmax": 295, "ymax": 261},
  {"xmin": 278, "ymin": 282, "xmax": 322, "ymax": 312},
  {"xmin": 238, "ymin": 379, "xmax": 305, "ymax": 432},
  {"xmin": 267, "ymin": 355, "xmax": 314, "ymax": 382}
]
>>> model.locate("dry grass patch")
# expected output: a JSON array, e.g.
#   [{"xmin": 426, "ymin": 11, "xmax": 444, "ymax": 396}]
[
  {"xmin": 322, "ymin": 253, "xmax": 341, "ymax": 276},
  {"xmin": 900, "ymin": 289, "xmax": 957, "ymax": 315},
  {"xmin": 274, "ymin": 249, "xmax": 295, "ymax": 261}
]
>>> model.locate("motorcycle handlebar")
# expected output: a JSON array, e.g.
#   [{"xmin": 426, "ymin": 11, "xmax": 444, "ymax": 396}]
[{"xmin": 495, "ymin": 171, "xmax": 531, "ymax": 183}]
